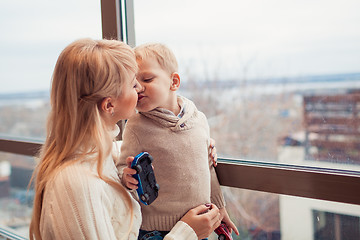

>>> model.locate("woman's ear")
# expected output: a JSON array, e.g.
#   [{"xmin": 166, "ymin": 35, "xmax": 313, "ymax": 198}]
[
  {"xmin": 100, "ymin": 97, "xmax": 114, "ymax": 116},
  {"xmin": 170, "ymin": 72, "xmax": 180, "ymax": 91}
]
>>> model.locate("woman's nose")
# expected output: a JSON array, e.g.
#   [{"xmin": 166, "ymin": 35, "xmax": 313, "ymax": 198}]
[{"xmin": 135, "ymin": 80, "xmax": 144, "ymax": 93}]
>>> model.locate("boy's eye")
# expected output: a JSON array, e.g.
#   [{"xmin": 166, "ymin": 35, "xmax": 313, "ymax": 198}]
[{"xmin": 143, "ymin": 78, "xmax": 153, "ymax": 82}]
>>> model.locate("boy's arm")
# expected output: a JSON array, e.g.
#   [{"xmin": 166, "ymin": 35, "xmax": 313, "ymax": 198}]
[
  {"xmin": 209, "ymin": 160, "xmax": 226, "ymax": 209},
  {"xmin": 219, "ymin": 207, "xmax": 240, "ymax": 235},
  {"xmin": 207, "ymin": 138, "xmax": 239, "ymax": 235},
  {"xmin": 201, "ymin": 113, "xmax": 224, "ymax": 208},
  {"xmin": 207, "ymin": 136, "xmax": 225, "ymax": 208},
  {"xmin": 208, "ymin": 147, "xmax": 239, "ymax": 235},
  {"xmin": 116, "ymin": 126, "xmax": 142, "ymax": 185}
]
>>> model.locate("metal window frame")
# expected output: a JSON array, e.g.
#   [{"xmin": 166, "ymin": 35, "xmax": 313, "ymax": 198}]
[
  {"xmin": 0, "ymin": 136, "xmax": 42, "ymax": 156},
  {"xmin": 216, "ymin": 159, "xmax": 360, "ymax": 205},
  {"xmin": 101, "ymin": 0, "xmax": 135, "ymax": 46}
]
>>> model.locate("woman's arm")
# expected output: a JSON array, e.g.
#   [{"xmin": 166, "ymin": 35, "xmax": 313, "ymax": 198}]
[{"xmin": 41, "ymin": 165, "xmax": 118, "ymax": 239}]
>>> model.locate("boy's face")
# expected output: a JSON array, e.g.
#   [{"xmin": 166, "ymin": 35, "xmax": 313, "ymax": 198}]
[{"xmin": 136, "ymin": 56, "xmax": 174, "ymax": 112}]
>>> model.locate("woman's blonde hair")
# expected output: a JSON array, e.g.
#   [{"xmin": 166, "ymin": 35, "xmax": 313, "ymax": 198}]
[
  {"xmin": 29, "ymin": 38, "xmax": 137, "ymax": 239},
  {"xmin": 134, "ymin": 43, "xmax": 178, "ymax": 75}
]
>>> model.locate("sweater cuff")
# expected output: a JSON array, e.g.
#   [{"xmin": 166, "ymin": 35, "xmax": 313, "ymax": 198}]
[{"xmin": 164, "ymin": 221, "xmax": 197, "ymax": 240}]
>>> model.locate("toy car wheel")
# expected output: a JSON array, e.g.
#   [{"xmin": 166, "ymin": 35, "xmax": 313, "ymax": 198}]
[
  {"xmin": 141, "ymin": 193, "xmax": 149, "ymax": 203},
  {"xmin": 218, "ymin": 234, "xmax": 226, "ymax": 240},
  {"xmin": 134, "ymin": 165, "xmax": 142, "ymax": 174},
  {"xmin": 155, "ymin": 183, "xmax": 160, "ymax": 191}
]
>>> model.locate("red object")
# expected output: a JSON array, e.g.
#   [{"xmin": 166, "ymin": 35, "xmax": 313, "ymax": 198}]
[{"xmin": 214, "ymin": 222, "xmax": 233, "ymax": 240}]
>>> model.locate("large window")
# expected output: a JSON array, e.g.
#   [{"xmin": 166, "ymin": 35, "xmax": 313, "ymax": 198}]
[{"xmin": 132, "ymin": 0, "xmax": 360, "ymax": 239}]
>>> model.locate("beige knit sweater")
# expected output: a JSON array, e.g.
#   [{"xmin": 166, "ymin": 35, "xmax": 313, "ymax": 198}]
[
  {"xmin": 117, "ymin": 96, "xmax": 225, "ymax": 231},
  {"xmin": 39, "ymin": 125, "xmax": 197, "ymax": 239}
]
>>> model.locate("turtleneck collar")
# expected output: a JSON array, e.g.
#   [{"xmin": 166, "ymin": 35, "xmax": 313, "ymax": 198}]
[
  {"xmin": 110, "ymin": 124, "xmax": 121, "ymax": 140},
  {"xmin": 140, "ymin": 96, "xmax": 198, "ymax": 131}
]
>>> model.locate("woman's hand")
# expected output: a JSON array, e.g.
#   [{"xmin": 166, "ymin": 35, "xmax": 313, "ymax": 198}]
[
  {"xmin": 209, "ymin": 138, "xmax": 218, "ymax": 167},
  {"xmin": 180, "ymin": 204, "xmax": 221, "ymax": 239}
]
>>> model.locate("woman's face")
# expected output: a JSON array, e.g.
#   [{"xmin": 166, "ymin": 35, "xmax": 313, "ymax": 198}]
[{"xmin": 113, "ymin": 72, "xmax": 142, "ymax": 120}]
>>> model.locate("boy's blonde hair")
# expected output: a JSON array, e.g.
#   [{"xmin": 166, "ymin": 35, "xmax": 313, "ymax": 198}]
[
  {"xmin": 29, "ymin": 38, "xmax": 137, "ymax": 240},
  {"xmin": 134, "ymin": 43, "xmax": 178, "ymax": 75}
]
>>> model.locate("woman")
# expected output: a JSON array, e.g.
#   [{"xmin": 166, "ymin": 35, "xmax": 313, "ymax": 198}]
[{"xmin": 29, "ymin": 38, "xmax": 221, "ymax": 240}]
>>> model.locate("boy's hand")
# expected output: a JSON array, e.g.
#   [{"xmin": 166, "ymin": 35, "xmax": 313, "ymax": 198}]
[
  {"xmin": 209, "ymin": 138, "xmax": 218, "ymax": 167},
  {"xmin": 219, "ymin": 207, "xmax": 239, "ymax": 236},
  {"xmin": 121, "ymin": 156, "xmax": 138, "ymax": 190}
]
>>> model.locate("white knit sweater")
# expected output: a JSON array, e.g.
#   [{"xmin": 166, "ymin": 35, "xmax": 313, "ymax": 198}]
[{"xmin": 39, "ymin": 125, "xmax": 197, "ymax": 239}]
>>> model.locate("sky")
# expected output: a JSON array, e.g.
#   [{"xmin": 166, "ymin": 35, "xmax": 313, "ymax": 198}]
[
  {"xmin": 0, "ymin": 0, "xmax": 102, "ymax": 94},
  {"xmin": 0, "ymin": 0, "xmax": 359, "ymax": 93},
  {"xmin": 134, "ymin": 0, "xmax": 360, "ymax": 81}
]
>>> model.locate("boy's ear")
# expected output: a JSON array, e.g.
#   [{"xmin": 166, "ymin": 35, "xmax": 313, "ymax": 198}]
[
  {"xmin": 100, "ymin": 97, "xmax": 114, "ymax": 115},
  {"xmin": 170, "ymin": 72, "xmax": 180, "ymax": 91}
]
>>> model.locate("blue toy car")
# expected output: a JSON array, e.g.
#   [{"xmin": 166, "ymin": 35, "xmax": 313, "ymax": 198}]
[{"xmin": 131, "ymin": 152, "xmax": 159, "ymax": 205}]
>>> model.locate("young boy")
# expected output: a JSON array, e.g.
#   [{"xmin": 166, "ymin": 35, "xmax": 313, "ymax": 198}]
[{"xmin": 117, "ymin": 43, "xmax": 238, "ymax": 239}]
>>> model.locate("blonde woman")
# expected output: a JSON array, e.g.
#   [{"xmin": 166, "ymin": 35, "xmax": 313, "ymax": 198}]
[{"xmin": 29, "ymin": 38, "xmax": 221, "ymax": 240}]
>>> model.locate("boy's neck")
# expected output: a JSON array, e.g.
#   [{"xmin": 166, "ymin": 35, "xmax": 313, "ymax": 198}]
[
  {"xmin": 170, "ymin": 103, "xmax": 181, "ymax": 116},
  {"xmin": 161, "ymin": 95, "xmax": 180, "ymax": 115}
]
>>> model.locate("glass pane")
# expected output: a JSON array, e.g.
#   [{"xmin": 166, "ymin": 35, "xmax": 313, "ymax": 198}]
[
  {"xmin": 0, "ymin": 0, "xmax": 102, "ymax": 139},
  {"xmin": 207, "ymin": 187, "xmax": 360, "ymax": 240},
  {"xmin": 133, "ymin": 0, "xmax": 360, "ymax": 168}
]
